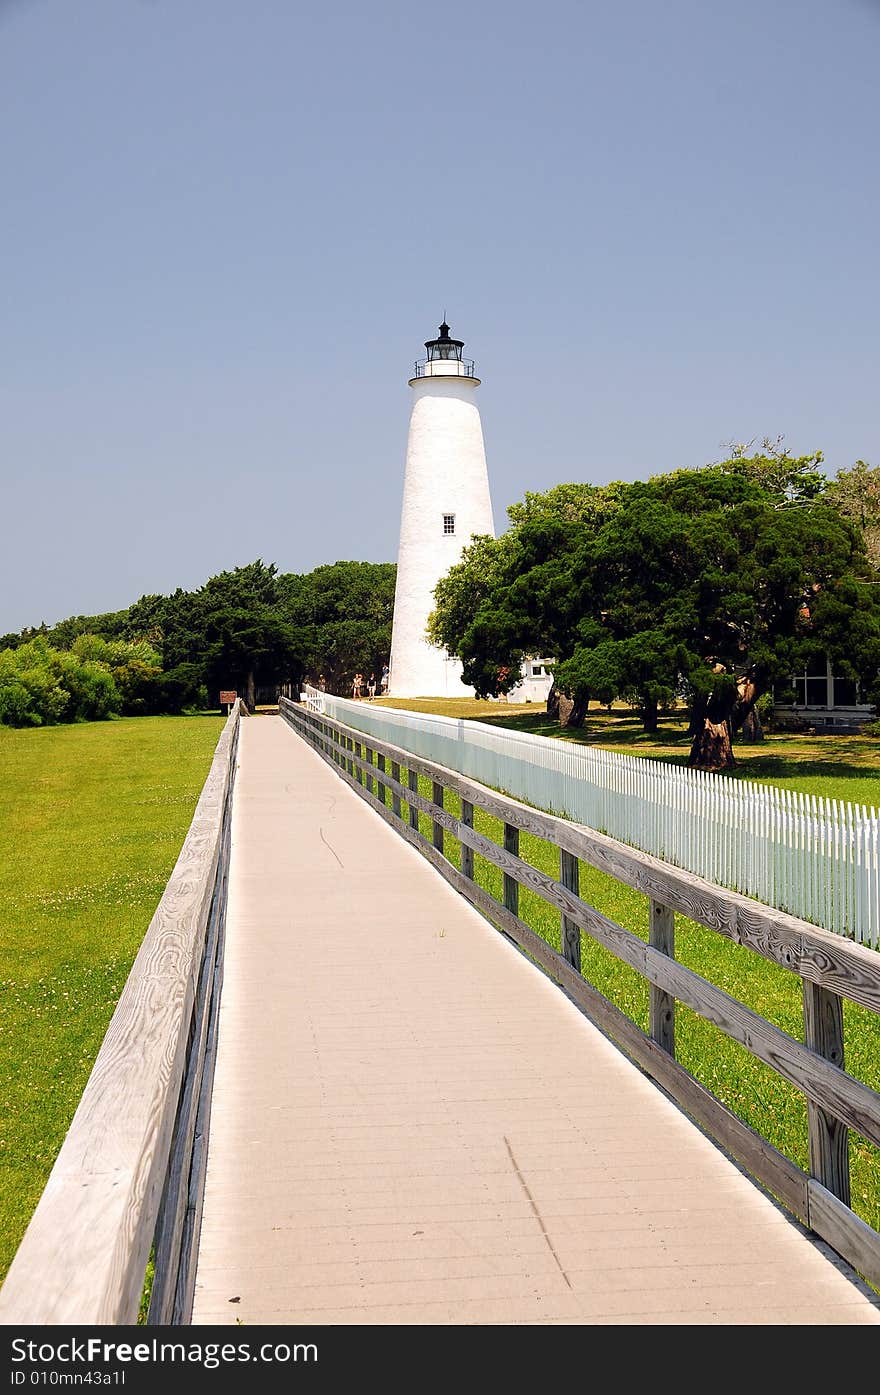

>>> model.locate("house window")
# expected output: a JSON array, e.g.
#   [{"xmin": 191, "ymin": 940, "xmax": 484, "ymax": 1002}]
[
  {"xmin": 443, "ymin": 514, "xmax": 455, "ymax": 535},
  {"xmin": 531, "ymin": 664, "xmax": 544, "ymax": 677},
  {"xmin": 833, "ymin": 678, "xmax": 857, "ymax": 706},
  {"xmin": 806, "ymin": 676, "xmax": 829, "ymax": 707},
  {"xmin": 790, "ymin": 669, "xmax": 831, "ymax": 707}
]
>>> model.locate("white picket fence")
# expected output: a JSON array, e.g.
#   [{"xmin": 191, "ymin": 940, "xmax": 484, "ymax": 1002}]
[{"xmin": 300, "ymin": 686, "xmax": 880, "ymax": 948}]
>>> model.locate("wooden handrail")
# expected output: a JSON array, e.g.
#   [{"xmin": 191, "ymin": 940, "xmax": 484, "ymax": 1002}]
[
  {"xmin": 0, "ymin": 702, "xmax": 242, "ymax": 1325},
  {"xmin": 279, "ymin": 696, "xmax": 880, "ymax": 1292}
]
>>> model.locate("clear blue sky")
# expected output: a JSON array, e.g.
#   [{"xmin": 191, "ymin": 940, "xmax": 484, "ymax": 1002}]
[{"xmin": 1, "ymin": 0, "xmax": 878, "ymax": 634}]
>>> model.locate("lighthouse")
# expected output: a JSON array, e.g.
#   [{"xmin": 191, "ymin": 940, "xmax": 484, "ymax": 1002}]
[{"xmin": 388, "ymin": 321, "xmax": 495, "ymax": 697}]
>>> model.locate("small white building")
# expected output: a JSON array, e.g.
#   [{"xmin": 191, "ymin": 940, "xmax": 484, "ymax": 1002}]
[
  {"xmin": 773, "ymin": 659, "xmax": 873, "ymax": 732},
  {"xmin": 505, "ymin": 657, "xmax": 555, "ymax": 704},
  {"xmin": 388, "ymin": 321, "xmax": 495, "ymax": 698}
]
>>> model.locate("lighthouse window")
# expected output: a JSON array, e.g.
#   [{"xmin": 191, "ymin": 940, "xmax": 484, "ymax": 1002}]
[{"xmin": 443, "ymin": 514, "xmax": 456, "ymax": 535}]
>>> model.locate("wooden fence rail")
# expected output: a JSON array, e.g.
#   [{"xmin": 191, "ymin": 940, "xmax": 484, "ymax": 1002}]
[
  {"xmin": 0, "ymin": 703, "xmax": 242, "ymax": 1326},
  {"xmin": 279, "ymin": 696, "xmax": 880, "ymax": 1292}
]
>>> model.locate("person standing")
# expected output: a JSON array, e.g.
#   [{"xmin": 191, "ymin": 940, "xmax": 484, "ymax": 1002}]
[
  {"xmin": 380, "ymin": 664, "xmax": 389, "ymax": 695},
  {"xmin": 367, "ymin": 673, "xmax": 377, "ymax": 699}
]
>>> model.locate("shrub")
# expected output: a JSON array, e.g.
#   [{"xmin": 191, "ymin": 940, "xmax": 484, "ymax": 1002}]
[
  {"xmin": 70, "ymin": 635, "xmax": 161, "ymax": 713},
  {"xmin": 56, "ymin": 652, "xmax": 120, "ymax": 721},
  {"xmin": 0, "ymin": 637, "xmax": 121, "ymax": 727}
]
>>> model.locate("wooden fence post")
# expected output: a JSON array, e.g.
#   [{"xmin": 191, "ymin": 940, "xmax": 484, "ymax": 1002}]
[
  {"xmin": 504, "ymin": 823, "xmax": 519, "ymax": 918},
  {"xmin": 365, "ymin": 745, "xmax": 374, "ymax": 795},
  {"xmin": 803, "ymin": 982, "xmax": 850, "ymax": 1206},
  {"xmin": 432, "ymin": 782, "xmax": 445, "ymax": 854},
  {"xmin": 560, "ymin": 848, "xmax": 581, "ymax": 971},
  {"xmin": 376, "ymin": 752, "xmax": 387, "ymax": 805},
  {"xmin": 391, "ymin": 762, "xmax": 401, "ymax": 818},
  {"xmin": 461, "ymin": 799, "xmax": 474, "ymax": 881},
  {"xmin": 408, "ymin": 769, "xmax": 419, "ymax": 831},
  {"xmin": 649, "ymin": 901, "xmax": 675, "ymax": 1056}
]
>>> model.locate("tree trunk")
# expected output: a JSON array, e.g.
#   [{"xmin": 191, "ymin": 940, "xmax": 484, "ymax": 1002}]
[
  {"xmin": 246, "ymin": 668, "xmax": 256, "ymax": 713},
  {"xmin": 733, "ymin": 676, "xmax": 764, "ymax": 742},
  {"xmin": 546, "ymin": 682, "xmax": 559, "ymax": 721},
  {"xmin": 689, "ymin": 717, "xmax": 735, "ymax": 770},
  {"xmin": 689, "ymin": 691, "xmax": 708, "ymax": 738},
  {"xmin": 640, "ymin": 696, "xmax": 659, "ymax": 733},
  {"xmin": 740, "ymin": 706, "xmax": 764, "ymax": 742},
  {"xmin": 558, "ymin": 693, "xmax": 589, "ymax": 728}
]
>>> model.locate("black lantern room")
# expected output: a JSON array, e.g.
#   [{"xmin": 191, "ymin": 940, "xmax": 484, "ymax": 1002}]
[
  {"xmin": 425, "ymin": 321, "xmax": 464, "ymax": 362},
  {"xmin": 412, "ymin": 320, "xmax": 476, "ymax": 379}
]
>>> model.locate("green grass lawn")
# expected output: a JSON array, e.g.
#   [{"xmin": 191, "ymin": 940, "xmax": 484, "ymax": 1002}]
[{"xmin": 0, "ymin": 714, "xmax": 224, "ymax": 1283}]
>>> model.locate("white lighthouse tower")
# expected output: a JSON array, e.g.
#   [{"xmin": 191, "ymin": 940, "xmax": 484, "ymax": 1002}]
[{"xmin": 388, "ymin": 321, "xmax": 495, "ymax": 698}]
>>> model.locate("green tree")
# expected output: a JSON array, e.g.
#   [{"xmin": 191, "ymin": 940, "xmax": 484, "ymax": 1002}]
[
  {"xmin": 826, "ymin": 460, "xmax": 880, "ymax": 569},
  {"xmin": 126, "ymin": 588, "xmax": 208, "ymax": 711},
  {"xmin": 430, "ymin": 458, "xmax": 880, "ymax": 769},
  {"xmin": 194, "ymin": 561, "xmax": 301, "ymax": 711},
  {"xmin": 430, "ymin": 483, "xmax": 626, "ymax": 720},
  {"xmin": 46, "ymin": 609, "xmax": 130, "ymax": 648},
  {"xmin": 126, "ymin": 563, "xmax": 302, "ymax": 711},
  {"xmin": 278, "ymin": 561, "xmax": 396, "ymax": 694}
]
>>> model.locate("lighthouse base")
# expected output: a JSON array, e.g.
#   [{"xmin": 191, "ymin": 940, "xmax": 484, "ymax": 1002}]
[{"xmin": 387, "ymin": 643, "xmax": 475, "ymax": 700}]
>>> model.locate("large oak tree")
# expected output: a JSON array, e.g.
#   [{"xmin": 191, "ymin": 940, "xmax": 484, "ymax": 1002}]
[{"xmin": 430, "ymin": 455, "xmax": 880, "ymax": 769}]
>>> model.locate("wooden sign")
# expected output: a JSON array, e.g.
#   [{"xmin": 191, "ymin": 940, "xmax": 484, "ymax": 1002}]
[{"xmin": 219, "ymin": 691, "xmax": 237, "ymax": 705}]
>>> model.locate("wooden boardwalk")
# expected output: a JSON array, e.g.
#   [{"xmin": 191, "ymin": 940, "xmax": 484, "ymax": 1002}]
[{"xmin": 191, "ymin": 716, "xmax": 880, "ymax": 1326}]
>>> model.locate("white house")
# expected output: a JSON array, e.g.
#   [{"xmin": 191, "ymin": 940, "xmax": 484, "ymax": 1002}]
[
  {"xmin": 773, "ymin": 659, "xmax": 873, "ymax": 732},
  {"xmin": 505, "ymin": 657, "xmax": 555, "ymax": 704}
]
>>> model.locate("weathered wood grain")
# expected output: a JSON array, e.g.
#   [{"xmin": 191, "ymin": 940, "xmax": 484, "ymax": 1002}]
[
  {"xmin": 504, "ymin": 823, "xmax": 519, "ymax": 918},
  {"xmin": 560, "ymin": 848, "xmax": 581, "ymax": 971},
  {"xmin": 0, "ymin": 705, "xmax": 241, "ymax": 1325},
  {"xmin": 148, "ymin": 758, "xmax": 234, "ymax": 1325},
  {"xmin": 432, "ymin": 781, "xmax": 445, "ymax": 854},
  {"xmin": 804, "ymin": 983, "xmax": 850, "ymax": 1206},
  {"xmin": 461, "ymin": 799, "xmax": 474, "ymax": 882},
  {"xmin": 408, "ymin": 767, "xmax": 419, "ymax": 831},
  {"xmin": 171, "ymin": 881, "xmax": 228, "ymax": 1325},
  {"xmin": 376, "ymin": 752, "xmax": 387, "ymax": 806},
  {"xmin": 808, "ymin": 1180, "xmax": 880, "ymax": 1293},
  {"xmin": 649, "ymin": 901, "xmax": 675, "ymax": 1057},
  {"xmin": 147, "ymin": 849, "xmax": 223, "ymax": 1323},
  {"xmin": 364, "ymin": 745, "xmax": 374, "ymax": 795},
  {"xmin": 391, "ymin": 761, "xmax": 401, "ymax": 818}
]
